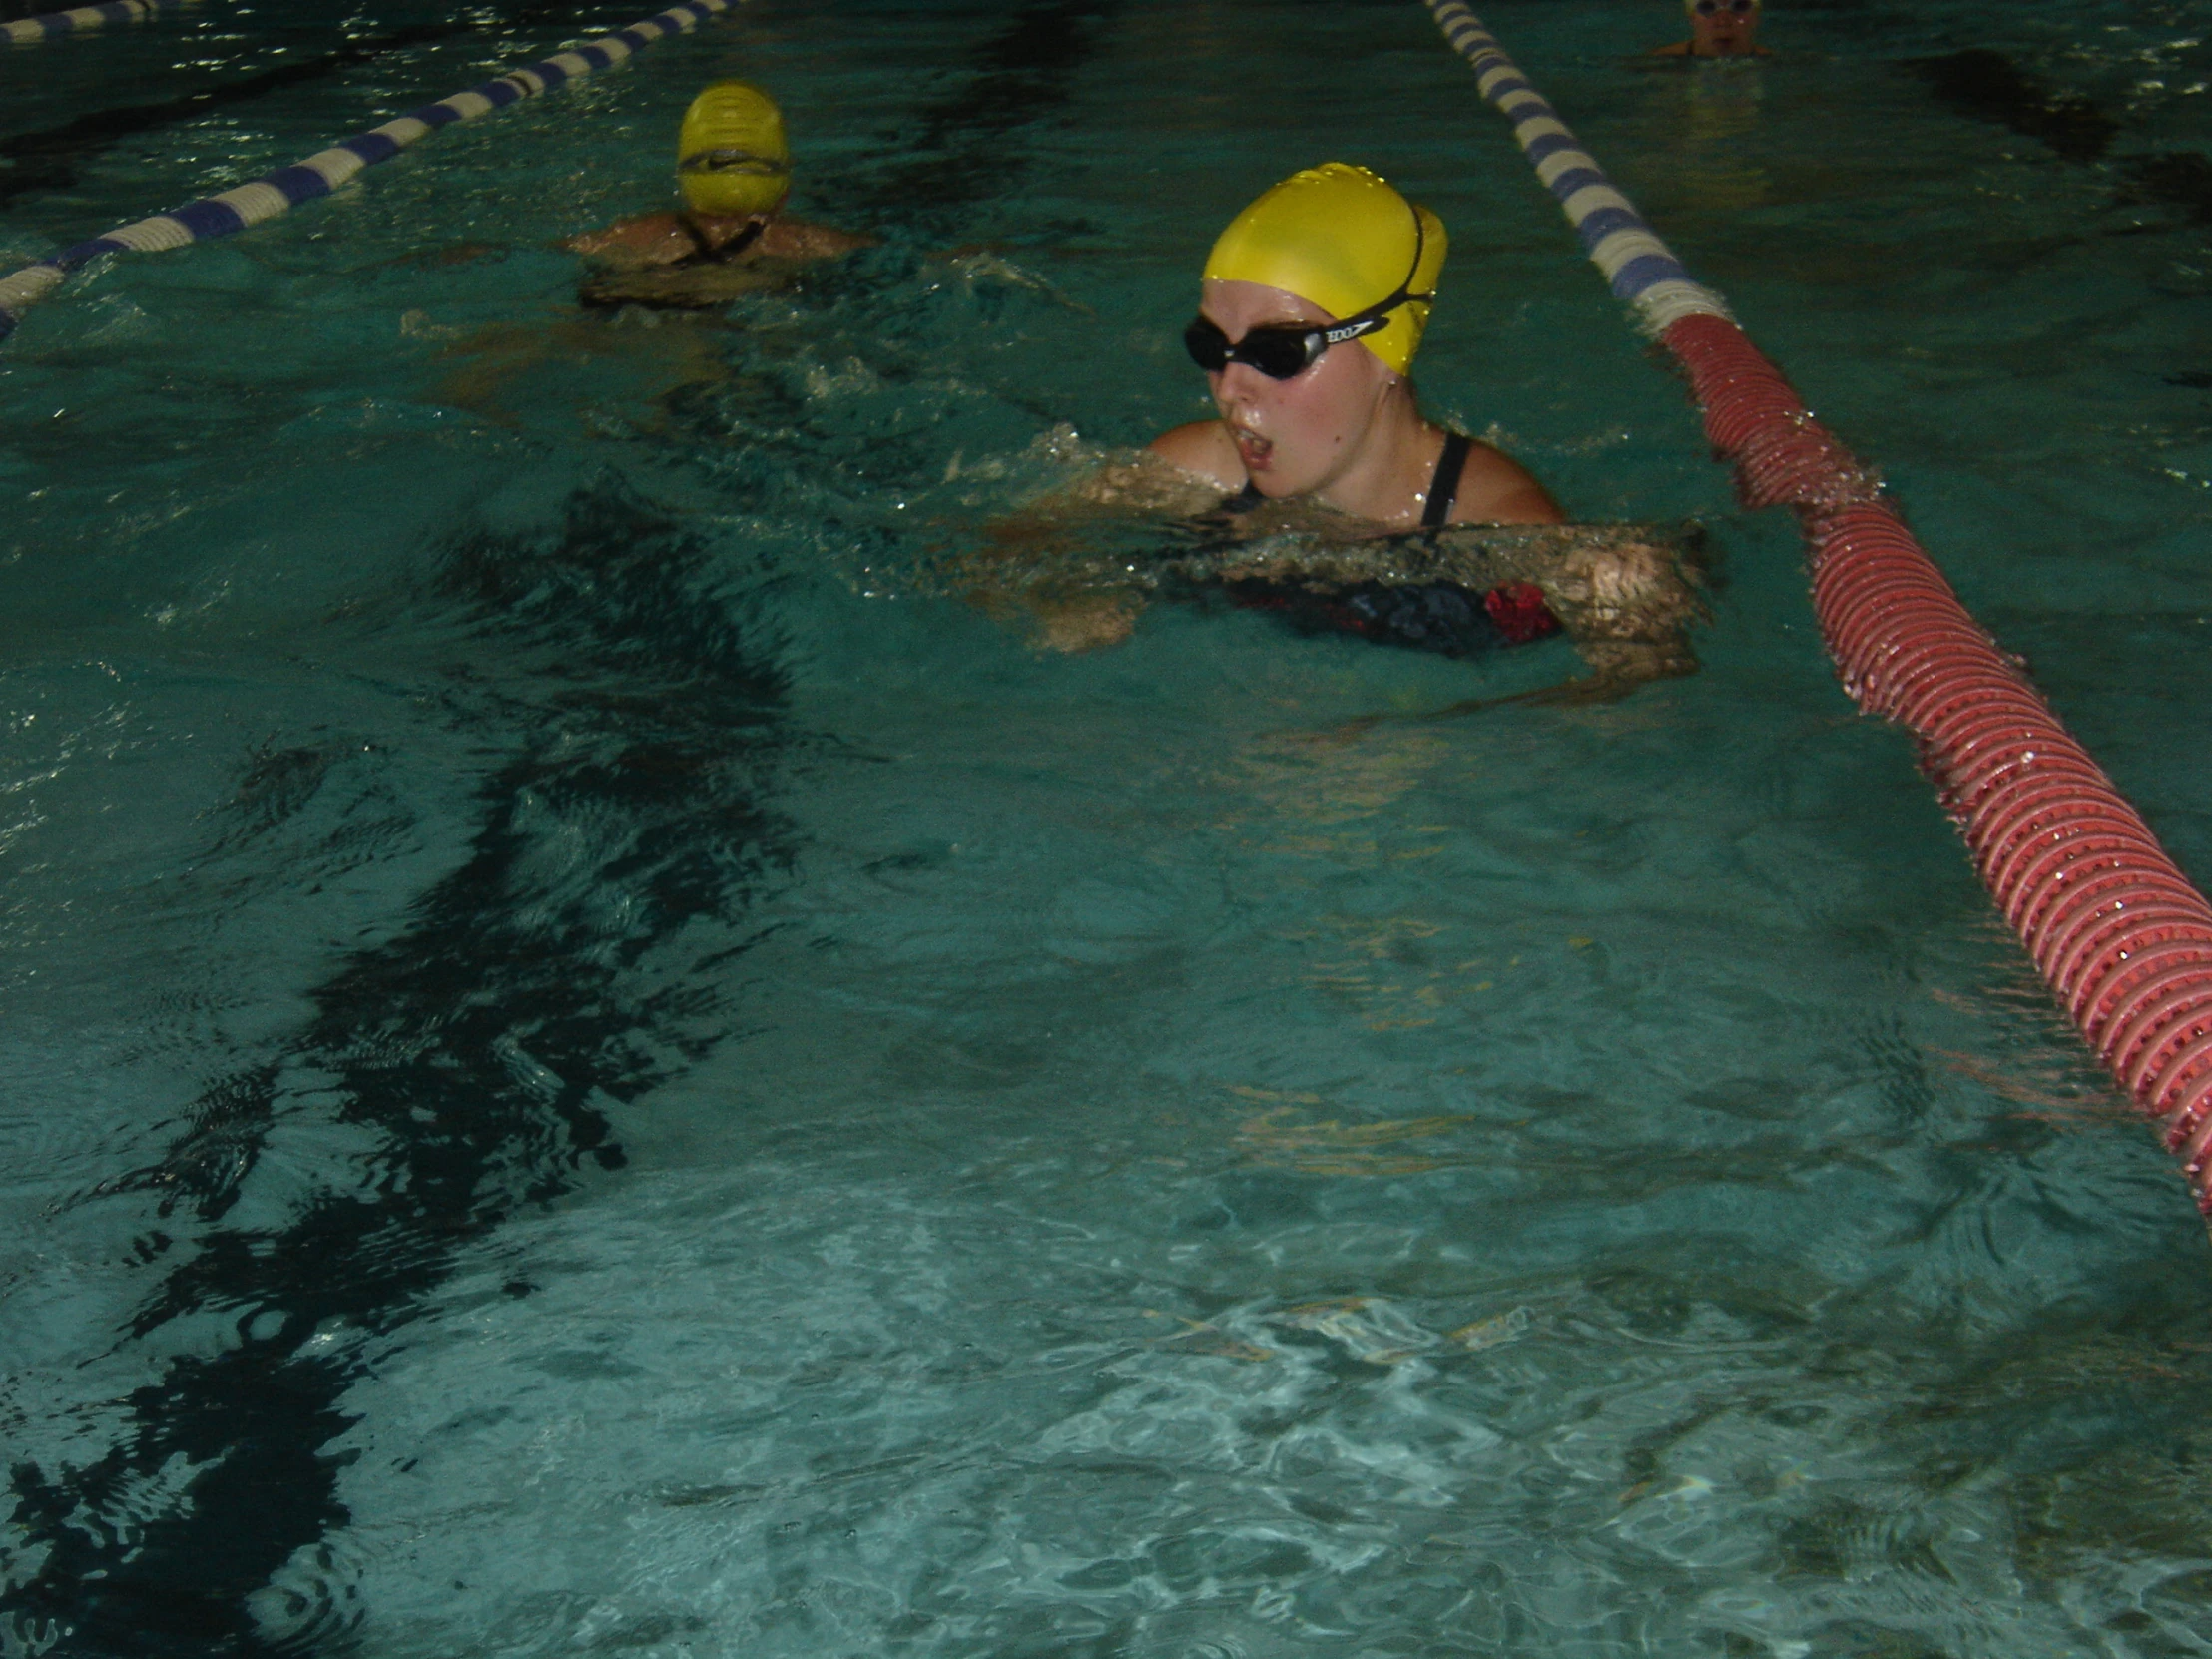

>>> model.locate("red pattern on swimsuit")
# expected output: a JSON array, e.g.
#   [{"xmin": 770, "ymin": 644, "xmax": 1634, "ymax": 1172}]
[{"xmin": 1482, "ymin": 581, "xmax": 1560, "ymax": 645}]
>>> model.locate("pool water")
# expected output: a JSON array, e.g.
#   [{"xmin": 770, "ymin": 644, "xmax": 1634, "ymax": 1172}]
[{"xmin": 7, "ymin": 0, "xmax": 2212, "ymax": 1653}]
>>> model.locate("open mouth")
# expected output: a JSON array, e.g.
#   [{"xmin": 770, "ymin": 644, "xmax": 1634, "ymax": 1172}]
[{"xmin": 1231, "ymin": 425, "xmax": 1274, "ymax": 472}]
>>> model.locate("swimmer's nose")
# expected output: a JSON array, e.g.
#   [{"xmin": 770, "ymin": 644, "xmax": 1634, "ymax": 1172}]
[{"xmin": 1213, "ymin": 361, "xmax": 1273, "ymax": 405}]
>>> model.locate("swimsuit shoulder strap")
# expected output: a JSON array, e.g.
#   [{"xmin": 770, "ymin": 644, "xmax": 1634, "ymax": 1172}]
[
  {"xmin": 674, "ymin": 216, "xmax": 766, "ymax": 266},
  {"xmin": 675, "ymin": 216, "xmax": 715, "ymax": 259},
  {"xmin": 715, "ymin": 218, "xmax": 768, "ymax": 262},
  {"xmin": 1421, "ymin": 430, "xmax": 1473, "ymax": 530}
]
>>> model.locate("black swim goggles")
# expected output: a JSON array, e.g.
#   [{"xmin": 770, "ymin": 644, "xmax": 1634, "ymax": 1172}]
[
  {"xmin": 1183, "ymin": 209, "xmax": 1432, "ymax": 381},
  {"xmin": 677, "ymin": 147, "xmax": 792, "ymax": 178}
]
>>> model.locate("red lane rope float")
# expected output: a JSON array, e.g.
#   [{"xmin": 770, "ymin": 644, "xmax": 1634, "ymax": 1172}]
[
  {"xmin": 1427, "ymin": 0, "xmax": 2212, "ymax": 1208},
  {"xmin": 1677, "ymin": 309, "xmax": 2212, "ymax": 1202}
]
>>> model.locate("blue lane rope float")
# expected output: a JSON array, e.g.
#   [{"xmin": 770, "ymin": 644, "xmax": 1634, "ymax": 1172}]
[
  {"xmin": 1422, "ymin": 0, "xmax": 1732, "ymax": 336},
  {"xmin": 0, "ymin": 0, "xmax": 738, "ymax": 341},
  {"xmin": 3, "ymin": 0, "xmax": 185, "ymax": 46}
]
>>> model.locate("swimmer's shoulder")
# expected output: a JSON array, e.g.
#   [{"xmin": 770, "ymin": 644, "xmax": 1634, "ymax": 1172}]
[
  {"xmin": 562, "ymin": 213, "xmax": 872, "ymax": 272},
  {"xmin": 561, "ymin": 212, "xmax": 699, "ymax": 268},
  {"xmin": 755, "ymin": 218, "xmax": 876, "ymax": 261},
  {"xmin": 1148, "ymin": 420, "xmax": 1246, "ymax": 492},
  {"xmin": 1447, "ymin": 439, "xmax": 1567, "ymax": 526},
  {"xmin": 1645, "ymin": 41, "xmax": 1775, "ymax": 59}
]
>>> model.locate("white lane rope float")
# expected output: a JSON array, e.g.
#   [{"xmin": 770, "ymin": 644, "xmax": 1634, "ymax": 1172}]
[
  {"xmin": 0, "ymin": 0, "xmax": 739, "ymax": 341},
  {"xmin": 4, "ymin": 0, "xmax": 186, "ymax": 46},
  {"xmin": 1423, "ymin": 0, "xmax": 1732, "ymax": 334}
]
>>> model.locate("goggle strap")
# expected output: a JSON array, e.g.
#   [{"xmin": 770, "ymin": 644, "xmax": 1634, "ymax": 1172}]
[
  {"xmin": 1321, "ymin": 291, "xmax": 1436, "ymax": 346},
  {"xmin": 678, "ymin": 149, "xmax": 792, "ymax": 175},
  {"xmin": 1316, "ymin": 204, "xmax": 1434, "ymax": 345}
]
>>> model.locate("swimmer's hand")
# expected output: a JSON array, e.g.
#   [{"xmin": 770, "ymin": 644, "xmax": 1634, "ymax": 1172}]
[
  {"xmin": 963, "ymin": 549, "xmax": 1142, "ymax": 654},
  {"xmin": 1033, "ymin": 591, "xmax": 1143, "ymax": 654}
]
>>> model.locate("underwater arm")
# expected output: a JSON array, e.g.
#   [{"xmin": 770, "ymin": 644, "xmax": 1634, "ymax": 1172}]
[
  {"xmin": 1178, "ymin": 521, "xmax": 1706, "ymax": 703},
  {"xmin": 967, "ymin": 447, "xmax": 1227, "ymax": 653}
]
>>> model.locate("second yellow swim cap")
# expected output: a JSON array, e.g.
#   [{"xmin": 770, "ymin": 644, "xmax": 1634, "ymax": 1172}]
[
  {"xmin": 677, "ymin": 81, "xmax": 791, "ymax": 219},
  {"xmin": 1202, "ymin": 163, "xmax": 1446, "ymax": 376}
]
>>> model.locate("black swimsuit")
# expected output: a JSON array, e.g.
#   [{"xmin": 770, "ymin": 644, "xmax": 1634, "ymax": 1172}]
[
  {"xmin": 1212, "ymin": 431, "xmax": 1560, "ymax": 658},
  {"xmin": 673, "ymin": 216, "xmax": 767, "ymax": 266}
]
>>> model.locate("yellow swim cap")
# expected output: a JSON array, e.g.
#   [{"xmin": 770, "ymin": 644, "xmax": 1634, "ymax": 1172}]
[
  {"xmin": 676, "ymin": 81, "xmax": 791, "ymax": 219},
  {"xmin": 1201, "ymin": 163, "xmax": 1446, "ymax": 376}
]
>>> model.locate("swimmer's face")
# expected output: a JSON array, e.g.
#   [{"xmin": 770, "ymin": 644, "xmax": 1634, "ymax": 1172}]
[
  {"xmin": 1197, "ymin": 278, "xmax": 1397, "ymax": 499},
  {"xmin": 1688, "ymin": 0, "xmax": 1759, "ymax": 54}
]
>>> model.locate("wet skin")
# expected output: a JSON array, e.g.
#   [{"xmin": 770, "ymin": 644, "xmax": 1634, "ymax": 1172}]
[{"xmin": 1148, "ymin": 278, "xmax": 1562, "ymax": 528}]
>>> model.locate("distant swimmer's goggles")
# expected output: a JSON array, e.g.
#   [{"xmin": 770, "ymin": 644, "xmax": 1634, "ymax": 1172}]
[
  {"xmin": 678, "ymin": 147, "xmax": 792, "ymax": 178},
  {"xmin": 1184, "ymin": 213, "xmax": 1432, "ymax": 381},
  {"xmin": 1690, "ymin": 0, "xmax": 1756, "ymax": 15}
]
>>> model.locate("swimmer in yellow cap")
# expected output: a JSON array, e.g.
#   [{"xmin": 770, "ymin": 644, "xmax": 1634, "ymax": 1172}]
[
  {"xmin": 978, "ymin": 163, "xmax": 1703, "ymax": 686},
  {"xmin": 1654, "ymin": 0, "xmax": 1770, "ymax": 58},
  {"xmin": 564, "ymin": 80, "xmax": 870, "ymax": 307},
  {"xmin": 1149, "ymin": 163, "xmax": 1561, "ymax": 528}
]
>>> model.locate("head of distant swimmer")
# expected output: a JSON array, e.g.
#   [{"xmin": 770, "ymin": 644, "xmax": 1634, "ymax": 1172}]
[
  {"xmin": 677, "ymin": 80, "xmax": 792, "ymax": 222},
  {"xmin": 1192, "ymin": 163, "xmax": 1446, "ymax": 500},
  {"xmin": 1685, "ymin": 0, "xmax": 1761, "ymax": 56}
]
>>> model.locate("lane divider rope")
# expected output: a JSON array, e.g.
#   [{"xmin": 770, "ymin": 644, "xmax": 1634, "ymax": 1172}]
[
  {"xmin": 3, "ymin": 0, "xmax": 184, "ymax": 46},
  {"xmin": 1425, "ymin": 0, "xmax": 2212, "ymax": 1210},
  {"xmin": 0, "ymin": 0, "xmax": 737, "ymax": 341}
]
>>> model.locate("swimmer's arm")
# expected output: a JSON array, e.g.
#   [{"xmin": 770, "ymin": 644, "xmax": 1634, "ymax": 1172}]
[
  {"xmin": 987, "ymin": 447, "xmax": 1225, "ymax": 550},
  {"xmin": 972, "ymin": 442, "xmax": 1226, "ymax": 654},
  {"xmin": 1146, "ymin": 419, "xmax": 1246, "ymax": 493},
  {"xmin": 1447, "ymin": 441, "xmax": 1568, "ymax": 527},
  {"xmin": 756, "ymin": 218, "xmax": 876, "ymax": 260},
  {"xmin": 560, "ymin": 213, "xmax": 697, "ymax": 268}
]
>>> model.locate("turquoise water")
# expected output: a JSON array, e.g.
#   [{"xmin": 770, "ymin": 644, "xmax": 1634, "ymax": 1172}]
[{"xmin": 8, "ymin": 1, "xmax": 2212, "ymax": 1654}]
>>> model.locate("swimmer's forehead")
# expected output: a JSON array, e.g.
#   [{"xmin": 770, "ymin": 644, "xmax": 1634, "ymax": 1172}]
[{"xmin": 1200, "ymin": 277, "xmax": 1338, "ymax": 329}]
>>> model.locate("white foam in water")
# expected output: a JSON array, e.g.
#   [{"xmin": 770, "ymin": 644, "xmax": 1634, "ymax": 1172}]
[{"xmin": 9, "ymin": 0, "xmax": 2212, "ymax": 1655}]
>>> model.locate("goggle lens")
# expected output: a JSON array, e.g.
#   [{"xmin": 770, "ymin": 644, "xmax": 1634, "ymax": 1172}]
[
  {"xmin": 1691, "ymin": 0, "xmax": 1755, "ymax": 14},
  {"xmin": 1183, "ymin": 317, "xmax": 1325, "ymax": 380}
]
